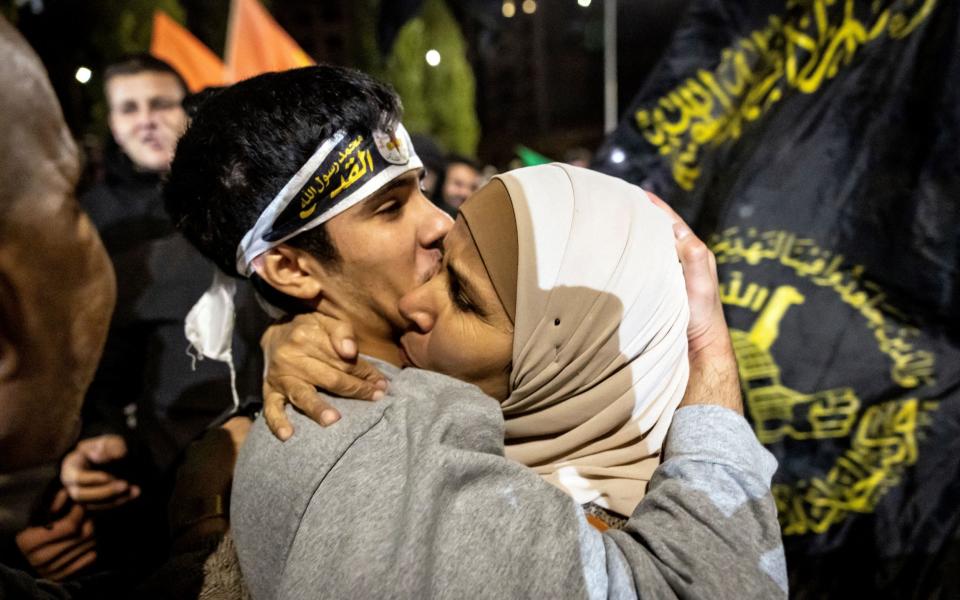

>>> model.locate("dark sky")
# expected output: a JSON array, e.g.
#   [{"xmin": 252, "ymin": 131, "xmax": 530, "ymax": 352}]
[
  {"xmin": 467, "ymin": 0, "xmax": 691, "ymax": 164},
  {"xmin": 12, "ymin": 0, "xmax": 692, "ymax": 166}
]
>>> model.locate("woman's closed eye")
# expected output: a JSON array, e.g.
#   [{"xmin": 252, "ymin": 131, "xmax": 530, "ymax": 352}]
[{"xmin": 447, "ymin": 264, "xmax": 484, "ymax": 315}]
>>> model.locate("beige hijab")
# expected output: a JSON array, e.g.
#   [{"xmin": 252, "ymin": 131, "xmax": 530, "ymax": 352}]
[{"xmin": 462, "ymin": 164, "xmax": 689, "ymax": 517}]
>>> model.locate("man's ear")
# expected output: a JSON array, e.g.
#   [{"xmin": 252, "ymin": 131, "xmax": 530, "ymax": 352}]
[
  {"xmin": 0, "ymin": 272, "xmax": 21, "ymax": 381},
  {"xmin": 253, "ymin": 245, "xmax": 325, "ymax": 301}
]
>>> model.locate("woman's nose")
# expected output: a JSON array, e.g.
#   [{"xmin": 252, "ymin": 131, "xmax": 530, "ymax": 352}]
[{"xmin": 398, "ymin": 291, "xmax": 436, "ymax": 333}]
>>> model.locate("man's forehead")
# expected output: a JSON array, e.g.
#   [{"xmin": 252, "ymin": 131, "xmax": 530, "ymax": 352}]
[
  {"xmin": 449, "ymin": 163, "xmax": 478, "ymax": 175},
  {"xmin": 336, "ymin": 169, "xmax": 422, "ymax": 218},
  {"xmin": 106, "ymin": 71, "xmax": 185, "ymax": 103}
]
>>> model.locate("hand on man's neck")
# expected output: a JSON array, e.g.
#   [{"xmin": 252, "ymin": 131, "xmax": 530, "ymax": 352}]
[
  {"xmin": 356, "ymin": 338, "xmax": 404, "ymax": 368},
  {"xmin": 311, "ymin": 296, "xmax": 404, "ymax": 368}
]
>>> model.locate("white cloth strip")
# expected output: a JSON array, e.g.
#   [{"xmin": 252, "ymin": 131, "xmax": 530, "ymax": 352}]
[{"xmin": 235, "ymin": 123, "xmax": 421, "ymax": 276}]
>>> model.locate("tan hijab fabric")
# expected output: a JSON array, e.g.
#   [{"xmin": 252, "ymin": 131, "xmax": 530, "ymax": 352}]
[
  {"xmin": 487, "ymin": 164, "xmax": 689, "ymax": 517},
  {"xmin": 459, "ymin": 179, "xmax": 518, "ymax": 325}
]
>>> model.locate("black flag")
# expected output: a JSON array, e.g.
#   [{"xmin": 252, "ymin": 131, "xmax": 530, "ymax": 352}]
[{"xmin": 596, "ymin": 0, "xmax": 960, "ymax": 596}]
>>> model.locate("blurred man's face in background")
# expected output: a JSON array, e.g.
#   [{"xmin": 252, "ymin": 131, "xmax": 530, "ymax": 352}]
[
  {"xmin": 441, "ymin": 162, "xmax": 480, "ymax": 210},
  {"xmin": 106, "ymin": 71, "xmax": 187, "ymax": 172}
]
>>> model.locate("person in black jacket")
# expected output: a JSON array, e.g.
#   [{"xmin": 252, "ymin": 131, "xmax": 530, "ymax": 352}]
[
  {"xmin": 61, "ymin": 54, "xmax": 263, "ymax": 579},
  {"xmin": 433, "ymin": 153, "xmax": 480, "ymax": 216}
]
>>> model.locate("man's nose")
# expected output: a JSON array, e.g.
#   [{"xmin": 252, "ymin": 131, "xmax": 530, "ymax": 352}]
[
  {"xmin": 136, "ymin": 108, "xmax": 159, "ymax": 128},
  {"xmin": 417, "ymin": 196, "xmax": 453, "ymax": 247}
]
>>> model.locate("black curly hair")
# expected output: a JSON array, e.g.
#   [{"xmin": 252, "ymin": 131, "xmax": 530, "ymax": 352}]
[{"xmin": 164, "ymin": 65, "xmax": 402, "ymax": 280}]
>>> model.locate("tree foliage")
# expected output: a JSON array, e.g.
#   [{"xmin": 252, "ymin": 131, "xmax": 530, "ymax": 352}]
[
  {"xmin": 1, "ymin": 0, "xmax": 17, "ymax": 24},
  {"xmin": 89, "ymin": 0, "xmax": 186, "ymax": 59},
  {"xmin": 384, "ymin": 0, "xmax": 480, "ymax": 157}
]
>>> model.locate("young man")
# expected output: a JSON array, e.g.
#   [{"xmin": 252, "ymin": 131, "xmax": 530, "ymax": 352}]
[
  {"xmin": 435, "ymin": 153, "xmax": 481, "ymax": 215},
  {"xmin": 67, "ymin": 54, "xmax": 263, "ymax": 575},
  {"xmin": 165, "ymin": 66, "xmax": 451, "ymax": 379},
  {"xmin": 66, "ymin": 55, "xmax": 187, "ymax": 516},
  {"xmin": 164, "ymin": 65, "xmax": 785, "ymax": 597}
]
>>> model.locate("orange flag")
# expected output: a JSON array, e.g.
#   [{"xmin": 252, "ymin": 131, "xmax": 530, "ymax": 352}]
[
  {"xmin": 150, "ymin": 11, "xmax": 227, "ymax": 92},
  {"xmin": 225, "ymin": 0, "xmax": 314, "ymax": 82}
]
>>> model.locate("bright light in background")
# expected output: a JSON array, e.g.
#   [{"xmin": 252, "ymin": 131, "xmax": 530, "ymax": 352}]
[
  {"xmin": 74, "ymin": 66, "xmax": 92, "ymax": 84},
  {"xmin": 610, "ymin": 148, "xmax": 626, "ymax": 164},
  {"xmin": 425, "ymin": 49, "xmax": 442, "ymax": 67},
  {"xmin": 578, "ymin": 0, "xmax": 592, "ymax": 6},
  {"xmin": 502, "ymin": 1, "xmax": 516, "ymax": 17},
  {"xmin": 522, "ymin": 0, "xmax": 537, "ymax": 14}
]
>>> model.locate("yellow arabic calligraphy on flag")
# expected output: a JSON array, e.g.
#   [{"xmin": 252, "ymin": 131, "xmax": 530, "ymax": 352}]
[
  {"xmin": 710, "ymin": 226, "xmax": 940, "ymax": 535},
  {"xmin": 634, "ymin": 0, "xmax": 938, "ymax": 191}
]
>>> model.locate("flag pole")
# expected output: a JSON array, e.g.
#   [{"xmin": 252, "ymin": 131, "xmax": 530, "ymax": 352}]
[
  {"xmin": 603, "ymin": 0, "xmax": 618, "ymax": 133},
  {"xmin": 224, "ymin": 0, "xmax": 239, "ymax": 82}
]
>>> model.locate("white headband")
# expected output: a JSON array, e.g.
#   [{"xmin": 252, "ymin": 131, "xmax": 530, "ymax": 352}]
[
  {"xmin": 184, "ymin": 123, "xmax": 422, "ymax": 410},
  {"xmin": 236, "ymin": 123, "xmax": 422, "ymax": 275}
]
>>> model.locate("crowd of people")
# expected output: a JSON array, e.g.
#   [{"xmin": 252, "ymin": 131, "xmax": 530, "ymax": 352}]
[{"xmin": 1, "ymin": 13, "xmax": 786, "ymax": 599}]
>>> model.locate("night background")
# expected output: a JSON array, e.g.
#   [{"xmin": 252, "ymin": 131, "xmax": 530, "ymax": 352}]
[
  {"xmin": 5, "ymin": 1, "xmax": 959, "ymax": 597},
  {"xmin": 4, "ymin": 0, "xmax": 691, "ymax": 170}
]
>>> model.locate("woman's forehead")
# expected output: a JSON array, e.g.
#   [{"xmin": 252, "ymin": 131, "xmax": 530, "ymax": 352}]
[
  {"xmin": 446, "ymin": 216, "xmax": 513, "ymax": 329},
  {"xmin": 446, "ymin": 217, "xmax": 486, "ymax": 275}
]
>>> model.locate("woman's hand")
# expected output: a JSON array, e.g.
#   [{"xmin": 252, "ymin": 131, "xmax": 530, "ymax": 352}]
[
  {"xmin": 647, "ymin": 192, "xmax": 743, "ymax": 415},
  {"xmin": 261, "ymin": 312, "xmax": 387, "ymax": 440}
]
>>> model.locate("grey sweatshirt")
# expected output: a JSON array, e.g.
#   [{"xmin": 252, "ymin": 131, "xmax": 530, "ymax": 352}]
[{"xmin": 232, "ymin": 364, "xmax": 786, "ymax": 599}]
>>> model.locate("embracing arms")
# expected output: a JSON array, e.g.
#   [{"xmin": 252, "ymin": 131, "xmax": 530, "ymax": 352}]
[
  {"xmin": 234, "ymin": 364, "xmax": 784, "ymax": 599},
  {"xmin": 258, "ymin": 194, "xmax": 743, "ymax": 434},
  {"xmin": 232, "ymin": 199, "xmax": 786, "ymax": 599}
]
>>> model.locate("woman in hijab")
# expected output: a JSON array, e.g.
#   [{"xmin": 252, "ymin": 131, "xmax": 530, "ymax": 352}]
[
  {"xmin": 232, "ymin": 164, "xmax": 783, "ymax": 599},
  {"xmin": 398, "ymin": 163, "xmax": 689, "ymax": 524}
]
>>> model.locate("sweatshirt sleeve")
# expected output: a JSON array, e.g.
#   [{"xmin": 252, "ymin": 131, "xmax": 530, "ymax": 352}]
[
  {"xmin": 263, "ymin": 379, "xmax": 786, "ymax": 600},
  {"xmin": 603, "ymin": 405, "xmax": 788, "ymax": 599}
]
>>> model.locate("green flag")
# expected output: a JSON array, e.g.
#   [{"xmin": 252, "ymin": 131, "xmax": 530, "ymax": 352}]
[{"xmin": 515, "ymin": 145, "xmax": 552, "ymax": 166}]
